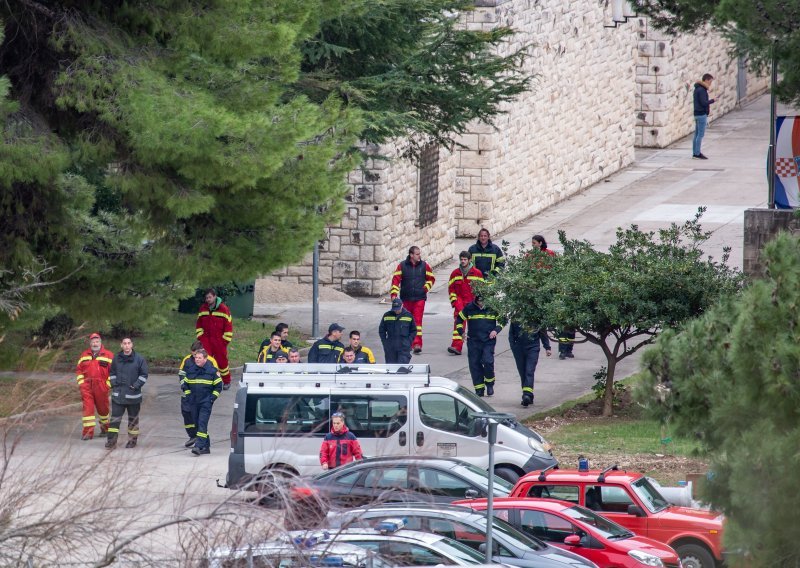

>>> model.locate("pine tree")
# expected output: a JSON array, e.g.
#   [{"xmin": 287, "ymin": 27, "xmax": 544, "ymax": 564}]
[
  {"xmin": 638, "ymin": 232, "xmax": 800, "ymax": 566},
  {"xmin": 484, "ymin": 211, "xmax": 742, "ymax": 416}
]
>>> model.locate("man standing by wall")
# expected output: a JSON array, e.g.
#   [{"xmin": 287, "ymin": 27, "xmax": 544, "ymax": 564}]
[
  {"xmin": 308, "ymin": 323, "xmax": 345, "ymax": 363},
  {"xmin": 693, "ymin": 73, "xmax": 715, "ymax": 159},
  {"xmin": 196, "ymin": 288, "xmax": 233, "ymax": 389},
  {"xmin": 379, "ymin": 298, "xmax": 416, "ymax": 364},
  {"xmin": 447, "ymin": 251, "xmax": 483, "ymax": 355},
  {"xmin": 390, "ymin": 246, "xmax": 435, "ymax": 354},
  {"xmin": 106, "ymin": 337, "xmax": 148, "ymax": 450},
  {"xmin": 468, "ymin": 228, "xmax": 505, "ymax": 279},
  {"xmin": 457, "ymin": 296, "xmax": 502, "ymax": 397},
  {"xmin": 74, "ymin": 333, "xmax": 114, "ymax": 440}
]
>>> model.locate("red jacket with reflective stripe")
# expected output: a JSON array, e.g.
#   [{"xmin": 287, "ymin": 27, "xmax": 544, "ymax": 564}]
[
  {"xmin": 75, "ymin": 347, "xmax": 114, "ymax": 386},
  {"xmin": 196, "ymin": 299, "xmax": 233, "ymax": 343},
  {"xmin": 319, "ymin": 426, "xmax": 363, "ymax": 468},
  {"xmin": 448, "ymin": 266, "xmax": 483, "ymax": 311}
]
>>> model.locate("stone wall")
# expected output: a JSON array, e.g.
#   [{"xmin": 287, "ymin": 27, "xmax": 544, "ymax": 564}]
[
  {"xmin": 635, "ymin": 21, "xmax": 770, "ymax": 147},
  {"xmin": 743, "ymin": 209, "xmax": 800, "ymax": 278},
  {"xmin": 454, "ymin": 0, "xmax": 638, "ymax": 237}
]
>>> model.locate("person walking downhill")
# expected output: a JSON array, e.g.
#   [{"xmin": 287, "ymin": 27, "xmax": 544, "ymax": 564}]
[
  {"xmin": 74, "ymin": 333, "xmax": 114, "ymax": 440},
  {"xmin": 389, "ymin": 246, "xmax": 435, "ymax": 354},
  {"xmin": 530, "ymin": 234, "xmax": 573, "ymax": 360},
  {"xmin": 447, "ymin": 251, "xmax": 483, "ymax": 355},
  {"xmin": 457, "ymin": 295, "xmax": 502, "ymax": 397},
  {"xmin": 182, "ymin": 349, "xmax": 222, "ymax": 455},
  {"xmin": 320, "ymin": 411, "xmax": 363, "ymax": 470},
  {"xmin": 692, "ymin": 73, "xmax": 715, "ymax": 160},
  {"xmin": 106, "ymin": 337, "xmax": 148, "ymax": 450},
  {"xmin": 468, "ymin": 228, "xmax": 505, "ymax": 279},
  {"xmin": 379, "ymin": 298, "xmax": 416, "ymax": 364},
  {"xmin": 509, "ymin": 321, "xmax": 552, "ymax": 407},
  {"xmin": 196, "ymin": 288, "xmax": 233, "ymax": 389}
]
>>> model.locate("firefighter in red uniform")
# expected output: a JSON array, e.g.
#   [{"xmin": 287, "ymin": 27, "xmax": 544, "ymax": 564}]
[
  {"xmin": 389, "ymin": 245, "xmax": 435, "ymax": 353},
  {"xmin": 447, "ymin": 251, "xmax": 483, "ymax": 355},
  {"xmin": 320, "ymin": 412, "xmax": 363, "ymax": 470},
  {"xmin": 196, "ymin": 288, "xmax": 234, "ymax": 389},
  {"xmin": 75, "ymin": 333, "xmax": 114, "ymax": 440}
]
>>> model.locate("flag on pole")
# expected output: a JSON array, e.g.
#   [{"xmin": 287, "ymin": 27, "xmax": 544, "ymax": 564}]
[{"xmin": 775, "ymin": 116, "xmax": 800, "ymax": 208}]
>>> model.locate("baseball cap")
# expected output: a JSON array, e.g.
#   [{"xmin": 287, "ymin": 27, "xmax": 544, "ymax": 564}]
[
  {"xmin": 391, "ymin": 298, "xmax": 403, "ymax": 309},
  {"xmin": 89, "ymin": 332, "xmax": 101, "ymax": 340},
  {"xmin": 328, "ymin": 323, "xmax": 345, "ymax": 333},
  {"xmin": 275, "ymin": 352, "xmax": 288, "ymax": 361}
]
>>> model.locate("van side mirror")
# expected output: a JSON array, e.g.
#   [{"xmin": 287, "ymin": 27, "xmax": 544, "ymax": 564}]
[
  {"xmin": 481, "ymin": 418, "xmax": 489, "ymax": 437},
  {"xmin": 627, "ymin": 505, "xmax": 646, "ymax": 517},
  {"xmin": 464, "ymin": 489, "xmax": 479, "ymax": 499},
  {"xmin": 563, "ymin": 534, "xmax": 581, "ymax": 546}
]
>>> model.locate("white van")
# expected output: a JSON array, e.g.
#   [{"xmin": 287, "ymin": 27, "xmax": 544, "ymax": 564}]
[{"xmin": 226, "ymin": 363, "xmax": 557, "ymax": 488}]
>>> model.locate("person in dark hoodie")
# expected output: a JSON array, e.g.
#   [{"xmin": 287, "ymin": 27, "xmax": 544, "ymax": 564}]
[
  {"xmin": 468, "ymin": 228, "xmax": 505, "ymax": 279},
  {"xmin": 509, "ymin": 321, "xmax": 552, "ymax": 408},
  {"xmin": 319, "ymin": 412, "xmax": 363, "ymax": 470},
  {"xmin": 182, "ymin": 348, "xmax": 222, "ymax": 455},
  {"xmin": 692, "ymin": 73, "xmax": 715, "ymax": 160},
  {"xmin": 106, "ymin": 337, "xmax": 148, "ymax": 450}
]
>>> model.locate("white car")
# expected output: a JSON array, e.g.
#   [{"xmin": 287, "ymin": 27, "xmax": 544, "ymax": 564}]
[{"xmin": 205, "ymin": 537, "xmax": 392, "ymax": 568}]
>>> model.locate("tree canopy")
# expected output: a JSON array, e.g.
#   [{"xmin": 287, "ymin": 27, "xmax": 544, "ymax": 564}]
[
  {"xmin": 0, "ymin": 0, "xmax": 529, "ymax": 332},
  {"xmin": 637, "ymin": 0, "xmax": 800, "ymax": 104},
  {"xmin": 483, "ymin": 212, "xmax": 742, "ymax": 415},
  {"xmin": 637, "ymin": 232, "xmax": 800, "ymax": 566}
]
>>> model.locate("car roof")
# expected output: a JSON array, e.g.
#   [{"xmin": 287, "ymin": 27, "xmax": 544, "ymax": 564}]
[
  {"xmin": 519, "ymin": 469, "xmax": 643, "ymax": 484},
  {"xmin": 340, "ymin": 502, "xmax": 483, "ymax": 516},
  {"xmin": 459, "ymin": 497, "xmax": 576, "ymax": 513},
  {"xmin": 209, "ymin": 538, "xmax": 377, "ymax": 561},
  {"xmin": 295, "ymin": 528, "xmax": 448, "ymax": 546}
]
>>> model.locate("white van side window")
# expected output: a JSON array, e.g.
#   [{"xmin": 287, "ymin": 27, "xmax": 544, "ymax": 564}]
[
  {"xmin": 244, "ymin": 395, "xmax": 329, "ymax": 435},
  {"xmin": 331, "ymin": 395, "xmax": 407, "ymax": 439},
  {"xmin": 418, "ymin": 393, "xmax": 479, "ymax": 437}
]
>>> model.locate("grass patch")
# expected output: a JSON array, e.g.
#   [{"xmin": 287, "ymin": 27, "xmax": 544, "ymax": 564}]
[
  {"xmin": 546, "ymin": 417, "xmax": 699, "ymax": 457},
  {"xmin": 0, "ymin": 377, "xmax": 81, "ymax": 418},
  {"xmin": 0, "ymin": 312, "xmax": 306, "ymax": 372}
]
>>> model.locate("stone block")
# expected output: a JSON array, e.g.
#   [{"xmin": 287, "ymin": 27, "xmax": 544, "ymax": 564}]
[
  {"xmin": 478, "ymin": 134, "xmax": 495, "ymax": 151},
  {"xmin": 357, "ymin": 261, "xmax": 385, "ymax": 280},
  {"xmin": 287, "ymin": 264, "xmax": 313, "ymax": 277},
  {"xmin": 641, "ymin": 93, "xmax": 667, "ymax": 112},
  {"xmin": 453, "ymin": 133, "xmax": 479, "ymax": 148},
  {"xmin": 654, "ymin": 40, "xmax": 672, "ymax": 57},
  {"xmin": 463, "ymin": 201, "xmax": 480, "ymax": 219},
  {"xmin": 358, "ymin": 215, "xmax": 376, "ymax": 231},
  {"xmin": 471, "ymin": 184, "xmax": 495, "ymax": 202},
  {"xmin": 479, "ymin": 202, "xmax": 494, "ymax": 219},
  {"xmin": 648, "ymin": 56, "xmax": 671, "ymax": 75},
  {"xmin": 333, "ymin": 261, "xmax": 355, "ymax": 278},
  {"xmin": 364, "ymin": 230, "xmax": 384, "ymax": 246},
  {"xmin": 461, "ymin": 168, "xmax": 483, "ymax": 177},
  {"xmin": 360, "ymin": 246, "xmax": 375, "ymax": 261},
  {"xmin": 340, "ymin": 245, "xmax": 361, "ymax": 261},
  {"xmin": 327, "ymin": 235, "xmax": 340, "ymax": 253},
  {"xmin": 637, "ymin": 41, "xmax": 655, "ymax": 57},
  {"xmin": 341, "ymin": 279, "xmax": 375, "ymax": 297},
  {"xmin": 347, "ymin": 170, "xmax": 363, "ymax": 184},
  {"xmin": 635, "ymin": 111, "xmax": 652, "ymax": 126}
]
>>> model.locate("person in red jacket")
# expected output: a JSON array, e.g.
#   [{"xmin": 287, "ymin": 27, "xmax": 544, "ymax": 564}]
[
  {"xmin": 196, "ymin": 288, "xmax": 233, "ymax": 389},
  {"xmin": 389, "ymin": 246, "xmax": 435, "ymax": 353},
  {"xmin": 320, "ymin": 412, "xmax": 363, "ymax": 470},
  {"xmin": 75, "ymin": 332, "xmax": 115, "ymax": 440},
  {"xmin": 447, "ymin": 251, "xmax": 483, "ymax": 355}
]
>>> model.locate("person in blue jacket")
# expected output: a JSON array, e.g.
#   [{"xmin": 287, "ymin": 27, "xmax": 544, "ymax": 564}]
[{"xmin": 182, "ymin": 349, "xmax": 222, "ymax": 455}]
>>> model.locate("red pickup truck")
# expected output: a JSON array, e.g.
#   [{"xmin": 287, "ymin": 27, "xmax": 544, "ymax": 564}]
[{"xmin": 510, "ymin": 466, "xmax": 725, "ymax": 568}]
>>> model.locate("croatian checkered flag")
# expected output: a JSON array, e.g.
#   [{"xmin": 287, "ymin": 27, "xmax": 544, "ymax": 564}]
[{"xmin": 775, "ymin": 116, "xmax": 800, "ymax": 208}]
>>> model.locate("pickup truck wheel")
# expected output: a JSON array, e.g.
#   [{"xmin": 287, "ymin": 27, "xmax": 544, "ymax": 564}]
[
  {"xmin": 494, "ymin": 467, "xmax": 520, "ymax": 484},
  {"xmin": 676, "ymin": 544, "xmax": 715, "ymax": 568}
]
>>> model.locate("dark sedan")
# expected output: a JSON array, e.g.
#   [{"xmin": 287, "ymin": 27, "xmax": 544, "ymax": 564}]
[{"xmin": 301, "ymin": 456, "xmax": 513, "ymax": 507}]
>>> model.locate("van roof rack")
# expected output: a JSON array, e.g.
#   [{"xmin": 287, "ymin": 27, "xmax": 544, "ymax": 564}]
[{"xmin": 242, "ymin": 363, "xmax": 431, "ymax": 387}]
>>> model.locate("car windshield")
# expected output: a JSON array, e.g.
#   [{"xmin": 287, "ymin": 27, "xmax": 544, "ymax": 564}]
[
  {"xmin": 631, "ymin": 477, "xmax": 670, "ymax": 513},
  {"xmin": 489, "ymin": 515, "xmax": 547, "ymax": 551},
  {"xmin": 433, "ymin": 536, "xmax": 490, "ymax": 564},
  {"xmin": 563, "ymin": 506, "xmax": 634, "ymax": 540},
  {"xmin": 453, "ymin": 461, "xmax": 513, "ymax": 494}
]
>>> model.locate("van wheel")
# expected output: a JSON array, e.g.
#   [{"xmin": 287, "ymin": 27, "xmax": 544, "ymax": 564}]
[
  {"xmin": 255, "ymin": 467, "xmax": 296, "ymax": 504},
  {"xmin": 494, "ymin": 467, "xmax": 520, "ymax": 484},
  {"xmin": 676, "ymin": 544, "xmax": 715, "ymax": 568}
]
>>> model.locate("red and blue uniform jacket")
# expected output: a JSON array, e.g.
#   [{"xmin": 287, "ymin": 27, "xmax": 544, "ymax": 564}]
[{"xmin": 319, "ymin": 425, "xmax": 363, "ymax": 469}]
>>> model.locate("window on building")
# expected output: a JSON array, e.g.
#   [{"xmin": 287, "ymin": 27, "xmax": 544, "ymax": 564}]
[{"xmin": 417, "ymin": 143, "xmax": 440, "ymax": 227}]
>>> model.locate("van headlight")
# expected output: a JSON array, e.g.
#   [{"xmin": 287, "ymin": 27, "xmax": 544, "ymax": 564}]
[
  {"xmin": 528, "ymin": 436, "xmax": 548, "ymax": 453},
  {"xmin": 628, "ymin": 550, "xmax": 664, "ymax": 566}
]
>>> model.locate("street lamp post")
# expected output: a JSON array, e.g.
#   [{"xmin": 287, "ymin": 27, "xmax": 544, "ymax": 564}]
[
  {"xmin": 312, "ymin": 240, "xmax": 320, "ymax": 338},
  {"xmin": 768, "ymin": 41, "xmax": 778, "ymax": 209},
  {"xmin": 470, "ymin": 411, "xmax": 515, "ymax": 564}
]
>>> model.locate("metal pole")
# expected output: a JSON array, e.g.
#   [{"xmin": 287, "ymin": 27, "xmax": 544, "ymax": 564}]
[
  {"xmin": 485, "ymin": 421, "xmax": 497, "ymax": 563},
  {"xmin": 312, "ymin": 240, "xmax": 320, "ymax": 338},
  {"xmin": 768, "ymin": 41, "xmax": 778, "ymax": 209}
]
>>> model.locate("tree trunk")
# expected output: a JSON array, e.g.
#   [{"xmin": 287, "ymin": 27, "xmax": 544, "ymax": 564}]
[{"xmin": 602, "ymin": 355, "xmax": 618, "ymax": 417}]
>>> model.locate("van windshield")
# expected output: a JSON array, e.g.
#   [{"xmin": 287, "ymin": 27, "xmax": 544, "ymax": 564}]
[{"xmin": 455, "ymin": 386, "xmax": 496, "ymax": 413}]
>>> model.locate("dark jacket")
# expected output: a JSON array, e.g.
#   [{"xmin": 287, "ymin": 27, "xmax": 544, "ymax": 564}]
[
  {"xmin": 457, "ymin": 301, "xmax": 502, "ymax": 343},
  {"xmin": 693, "ymin": 82, "xmax": 715, "ymax": 116},
  {"xmin": 468, "ymin": 240, "xmax": 505, "ymax": 277},
  {"xmin": 182, "ymin": 359, "xmax": 223, "ymax": 400},
  {"xmin": 390, "ymin": 257, "xmax": 435, "ymax": 301},
  {"xmin": 319, "ymin": 425, "xmax": 363, "ymax": 469},
  {"xmin": 378, "ymin": 308, "xmax": 416, "ymax": 352},
  {"xmin": 509, "ymin": 322, "xmax": 551, "ymax": 352},
  {"xmin": 308, "ymin": 336, "xmax": 345, "ymax": 363},
  {"xmin": 109, "ymin": 350, "xmax": 148, "ymax": 406}
]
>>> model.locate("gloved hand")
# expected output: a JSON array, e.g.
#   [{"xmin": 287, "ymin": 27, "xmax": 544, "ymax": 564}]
[{"xmin": 129, "ymin": 384, "xmax": 138, "ymax": 391}]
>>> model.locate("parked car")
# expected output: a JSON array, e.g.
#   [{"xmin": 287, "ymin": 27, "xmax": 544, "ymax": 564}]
[
  {"xmin": 456, "ymin": 498, "xmax": 681, "ymax": 568},
  {"xmin": 327, "ymin": 503, "xmax": 597, "ymax": 568},
  {"xmin": 510, "ymin": 466, "xmax": 725, "ymax": 568},
  {"xmin": 205, "ymin": 537, "xmax": 393, "ymax": 568},
  {"xmin": 301, "ymin": 456, "xmax": 513, "ymax": 507},
  {"xmin": 286, "ymin": 526, "xmax": 502, "ymax": 566}
]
